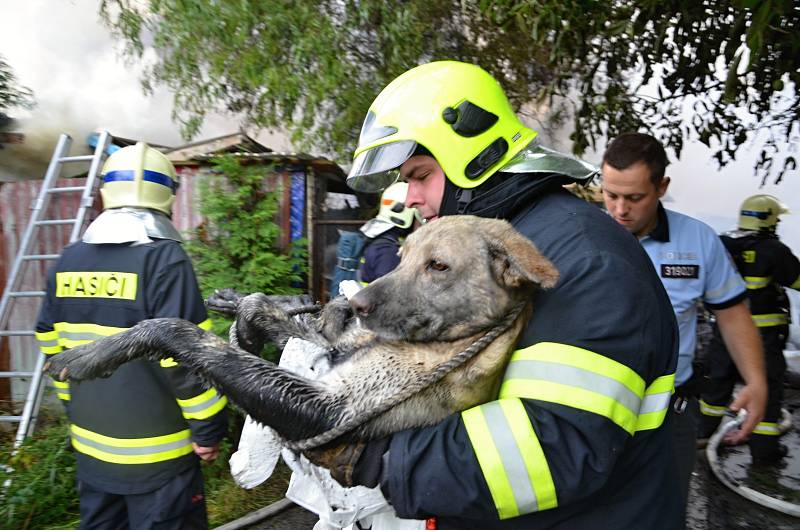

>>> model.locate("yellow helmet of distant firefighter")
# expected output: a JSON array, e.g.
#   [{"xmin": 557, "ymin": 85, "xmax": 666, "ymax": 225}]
[
  {"xmin": 376, "ymin": 182, "xmax": 417, "ymax": 229},
  {"xmin": 738, "ymin": 194, "xmax": 789, "ymax": 232},
  {"xmin": 100, "ymin": 142, "xmax": 178, "ymax": 215},
  {"xmin": 347, "ymin": 61, "xmax": 537, "ymax": 192}
]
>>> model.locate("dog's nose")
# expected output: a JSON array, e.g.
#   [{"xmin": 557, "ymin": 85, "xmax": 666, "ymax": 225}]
[{"xmin": 349, "ymin": 292, "xmax": 374, "ymax": 318}]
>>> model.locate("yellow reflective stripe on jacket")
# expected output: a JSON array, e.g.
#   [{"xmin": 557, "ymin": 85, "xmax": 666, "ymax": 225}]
[
  {"xmin": 699, "ymin": 399, "xmax": 727, "ymax": 417},
  {"xmin": 744, "ymin": 276, "xmax": 770, "ymax": 290},
  {"xmin": 462, "ymin": 399, "xmax": 557, "ymax": 518},
  {"xmin": 176, "ymin": 388, "xmax": 228, "ymax": 420},
  {"xmin": 752, "ymin": 422, "xmax": 780, "ymax": 436},
  {"xmin": 500, "ymin": 343, "xmax": 646, "ymax": 434},
  {"xmin": 751, "ymin": 313, "xmax": 789, "ymax": 328},
  {"xmin": 634, "ymin": 373, "xmax": 675, "ymax": 431},
  {"xmin": 53, "ymin": 322, "xmax": 130, "ymax": 348},
  {"xmin": 52, "ymin": 380, "xmax": 70, "ymax": 401},
  {"xmin": 35, "ymin": 330, "xmax": 62, "ymax": 355},
  {"xmin": 69, "ymin": 424, "xmax": 193, "ymax": 464}
]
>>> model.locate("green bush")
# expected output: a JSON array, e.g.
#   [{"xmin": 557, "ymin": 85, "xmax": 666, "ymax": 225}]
[
  {"xmin": 185, "ymin": 155, "xmax": 307, "ymax": 297},
  {"xmin": 184, "ymin": 155, "xmax": 308, "ymax": 357}
]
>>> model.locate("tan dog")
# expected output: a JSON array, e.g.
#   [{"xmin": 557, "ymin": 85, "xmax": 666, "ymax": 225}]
[{"xmin": 45, "ymin": 216, "xmax": 558, "ymax": 447}]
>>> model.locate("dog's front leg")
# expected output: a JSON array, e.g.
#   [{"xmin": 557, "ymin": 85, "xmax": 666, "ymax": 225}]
[
  {"xmin": 233, "ymin": 293, "xmax": 331, "ymax": 353},
  {"xmin": 44, "ymin": 317, "xmax": 346, "ymax": 441}
]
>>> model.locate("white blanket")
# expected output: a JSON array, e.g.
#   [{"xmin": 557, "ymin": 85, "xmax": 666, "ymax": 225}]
[{"xmin": 229, "ymin": 281, "xmax": 424, "ymax": 529}]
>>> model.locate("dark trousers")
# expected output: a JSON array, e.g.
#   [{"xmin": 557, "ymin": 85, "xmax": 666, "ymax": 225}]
[
  {"xmin": 699, "ymin": 326, "xmax": 787, "ymax": 459},
  {"xmin": 670, "ymin": 394, "xmax": 698, "ymax": 520},
  {"xmin": 78, "ymin": 465, "xmax": 208, "ymax": 530}
]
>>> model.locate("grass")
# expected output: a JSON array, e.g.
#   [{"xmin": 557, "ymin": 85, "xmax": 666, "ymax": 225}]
[{"xmin": 0, "ymin": 409, "xmax": 291, "ymax": 529}]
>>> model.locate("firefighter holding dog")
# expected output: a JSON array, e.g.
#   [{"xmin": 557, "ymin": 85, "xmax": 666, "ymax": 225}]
[
  {"xmin": 327, "ymin": 61, "xmax": 683, "ymax": 528},
  {"xmin": 36, "ymin": 143, "xmax": 227, "ymax": 529},
  {"xmin": 699, "ymin": 194, "xmax": 800, "ymax": 463}
]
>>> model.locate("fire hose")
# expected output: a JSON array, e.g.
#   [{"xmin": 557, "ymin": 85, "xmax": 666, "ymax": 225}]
[{"xmin": 705, "ymin": 408, "xmax": 800, "ymax": 517}]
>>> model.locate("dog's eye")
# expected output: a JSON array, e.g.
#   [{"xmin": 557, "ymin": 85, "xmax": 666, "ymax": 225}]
[{"xmin": 427, "ymin": 260, "xmax": 449, "ymax": 272}]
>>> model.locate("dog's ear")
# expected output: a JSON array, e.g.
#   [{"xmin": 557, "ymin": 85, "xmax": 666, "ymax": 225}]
[{"xmin": 484, "ymin": 220, "xmax": 559, "ymax": 290}]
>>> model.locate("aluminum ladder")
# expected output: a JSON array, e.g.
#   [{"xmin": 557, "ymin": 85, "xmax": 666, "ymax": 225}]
[{"xmin": 0, "ymin": 131, "xmax": 110, "ymax": 448}]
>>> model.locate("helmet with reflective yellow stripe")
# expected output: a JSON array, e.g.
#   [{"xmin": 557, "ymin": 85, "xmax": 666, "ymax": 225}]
[
  {"xmin": 100, "ymin": 142, "xmax": 177, "ymax": 215},
  {"xmin": 347, "ymin": 61, "xmax": 538, "ymax": 193},
  {"xmin": 738, "ymin": 194, "xmax": 789, "ymax": 231},
  {"xmin": 376, "ymin": 182, "xmax": 416, "ymax": 228}
]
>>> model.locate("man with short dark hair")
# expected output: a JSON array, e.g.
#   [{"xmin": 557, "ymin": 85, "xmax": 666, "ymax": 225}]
[{"xmin": 601, "ymin": 132, "xmax": 767, "ymax": 510}]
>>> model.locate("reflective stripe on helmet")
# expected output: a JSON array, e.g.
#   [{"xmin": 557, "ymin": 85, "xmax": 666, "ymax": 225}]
[{"xmin": 104, "ymin": 169, "xmax": 177, "ymax": 190}]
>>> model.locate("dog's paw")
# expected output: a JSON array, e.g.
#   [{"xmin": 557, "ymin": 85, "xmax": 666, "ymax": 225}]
[
  {"xmin": 206, "ymin": 288, "xmax": 244, "ymax": 315},
  {"xmin": 43, "ymin": 346, "xmax": 99, "ymax": 382},
  {"xmin": 318, "ymin": 296, "xmax": 355, "ymax": 343}
]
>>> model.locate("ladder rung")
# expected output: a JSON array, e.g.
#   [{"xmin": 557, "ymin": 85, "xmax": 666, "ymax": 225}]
[
  {"xmin": 0, "ymin": 330, "xmax": 35, "ymax": 337},
  {"xmin": 47, "ymin": 186, "xmax": 85, "ymax": 193},
  {"xmin": 58, "ymin": 155, "xmax": 95, "ymax": 163},
  {"xmin": 22, "ymin": 254, "xmax": 60, "ymax": 261},
  {"xmin": 0, "ymin": 371, "xmax": 35, "ymax": 378},
  {"xmin": 35, "ymin": 219, "xmax": 78, "ymax": 226},
  {"xmin": 0, "ymin": 416, "xmax": 22, "ymax": 423},
  {"xmin": 8, "ymin": 291, "xmax": 46, "ymax": 297}
]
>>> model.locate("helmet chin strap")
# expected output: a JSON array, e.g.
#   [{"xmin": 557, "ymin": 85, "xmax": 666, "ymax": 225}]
[{"xmin": 437, "ymin": 176, "xmax": 465, "ymax": 217}]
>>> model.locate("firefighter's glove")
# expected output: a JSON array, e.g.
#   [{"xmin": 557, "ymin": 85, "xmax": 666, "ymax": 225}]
[{"xmin": 303, "ymin": 437, "xmax": 389, "ymax": 488}]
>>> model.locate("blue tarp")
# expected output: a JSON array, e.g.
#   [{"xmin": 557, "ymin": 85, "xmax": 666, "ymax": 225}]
[{"xmin": 290, "ymin": 171, "xmax": 305, "ymax": 242}]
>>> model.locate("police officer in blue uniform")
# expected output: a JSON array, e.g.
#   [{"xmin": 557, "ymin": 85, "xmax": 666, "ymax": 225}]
[
  {"xmin": 601, "ymin": 132, "xmax": 767, "ymax": 510},
  {"xmin": 36, "ymin": 143, "xmax": 227, "ymax": 529}
]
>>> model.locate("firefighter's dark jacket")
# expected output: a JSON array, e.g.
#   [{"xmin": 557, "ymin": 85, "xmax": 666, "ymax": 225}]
[
  {"xmin": 382, "ymin": 174, "xmax": 682, "ymax": 529},
  {"xmin": 359, "ymin": 226, "xmax": 406, "ymax": 284},
  {"xmin": 36, "ymin": 238, "xmax": 228, "ymax": 495},
  {"xmin": 721, "ymin": 231, "xmax": 800, "ymax": 326}
]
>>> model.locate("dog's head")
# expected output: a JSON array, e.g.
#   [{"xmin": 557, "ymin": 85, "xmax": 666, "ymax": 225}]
[{"xmin": 349, "ymin": 215, "xmax": 559, "ymax": 342}]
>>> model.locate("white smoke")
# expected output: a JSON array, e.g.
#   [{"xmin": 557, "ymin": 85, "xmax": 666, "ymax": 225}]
[{"xmin": 0, "ymin": 0, "xmax": 292, "ymax": 182}]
